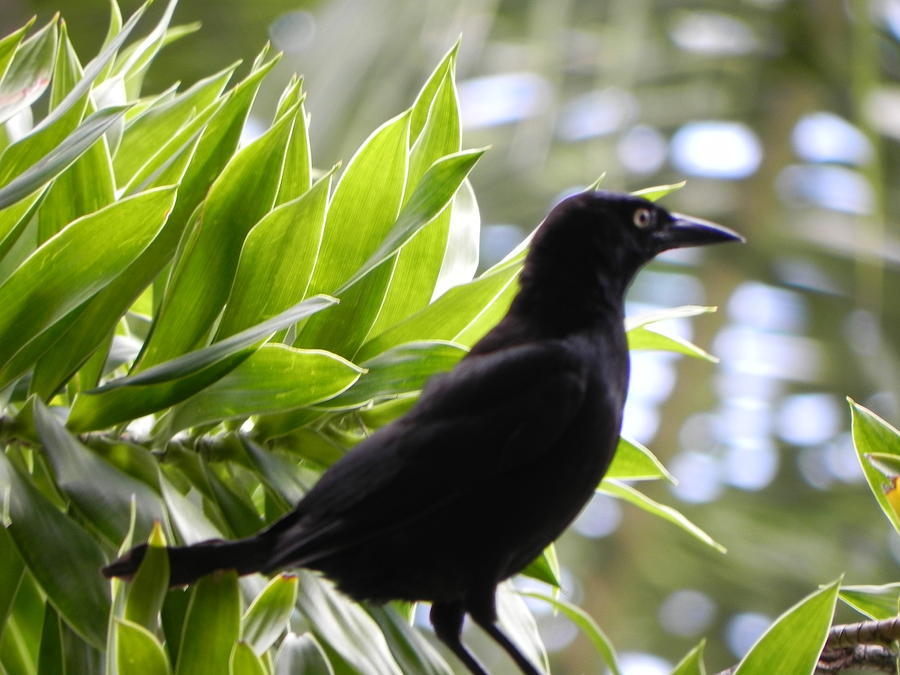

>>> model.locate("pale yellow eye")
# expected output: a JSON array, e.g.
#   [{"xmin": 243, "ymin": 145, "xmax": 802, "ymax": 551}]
[{"xmin": 633, "ymin": 208, "xmax": 653, "ymax": 228}]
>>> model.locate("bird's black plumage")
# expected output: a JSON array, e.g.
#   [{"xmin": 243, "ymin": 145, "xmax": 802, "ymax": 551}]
[{"xmin": 103, "ymin": 190, "xmax": 742, "ymax": 674}]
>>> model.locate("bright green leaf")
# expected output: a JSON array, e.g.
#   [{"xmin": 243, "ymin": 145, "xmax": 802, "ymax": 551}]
[
  {"xmin": 124, "ymin": 524, "xmax": 170, "ymax": 631},
  {"xmin": 229, "ymin": 642, "xmax": 266, "ymax": 675},
  {"xmin": 175, "ymin": 572, "xmax": 241, "ymax": 675},
  {"xmin": 849, "ymin": 399, "xmax": 900, "ymax": 534},
  {"xmin": 0, "ymin": 185, "xmax": 176, "ymax": 387},
  {"xmin": 166, "ymin": 344, "xmax": 363, "ymax": 432},
  {"xmin": 606, "ymin": 437, "xmax": 675, "ymax": 482},
  {"xmin": 627, "ymin": 325, "xmax": 717, "ymax": 362},
  {"xmin": 217, "ymin": 172, "xmax": 332, "ymax": 339},
  {"xmin": 733, "ymin": 580, "xmax": 840, "ymax": 675},
  {"xmin": 838, "ymin": 583, "xmax": 900, "ymax": 620},
  {"xmin": 115, "ymin": 619, "xmax": 171, "ymax": 675},
  {"xmin": 631, "ymin": 181, "xmax": 686, "ymax": 202}
]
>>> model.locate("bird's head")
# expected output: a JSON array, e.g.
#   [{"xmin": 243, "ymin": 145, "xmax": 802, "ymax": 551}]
[{"xmin": 517, "ymin": 190, "xmax": 743, "ymax": 321}]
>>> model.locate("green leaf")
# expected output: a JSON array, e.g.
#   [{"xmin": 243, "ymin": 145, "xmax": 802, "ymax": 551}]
[
  {"xmin": 0, "ymin": 452, "xmax": 110, "ymax": 649},
  {"xmin": 35, "ymin": 26, "xmax": 116, "ymax": 243},
  {"xmin": 606, "ymin": 437, "xmax": 675, "ymax": 482},
  {"xmin": 522, "ymin": 591, "xmax": 621, "ymax": 675},
  {"xmin": 367, "ymin": 606, "xmax": 453, "ymax": 675},
  {"xmin": 229, "ymin": 642, "xmax": 266, "ymax": 675},
  {"xmin": 31, "ymin": 62, "xmax": 275, "ymax": 397},
  {"xmin": 166, "ymin": 344, "xmax": 363, "ymax": 432},
  {"xmin": 598, "ymin": 480, "xmax": 726, "ymax": 552},
  {"xmin": 293, "ymin": 571, "xmax": 401, "ymax": 675},
  {"xmin": 124, "ymin": 524, "xmax": 171, "ymax": 631},
  {"xmin": 839, "ymin": 583, "xmax": 900, "ymax": 620},
  {"xmin": 37, "ymin": 604, "xmax": 63, "ymax": 675},
  {"xmin": 670, "ymin": 641, "xmax": 706, "ymax": 675},
  {"xmin": 0, "ymin": 105, "xmax": 129, "ymax": 211},
  {"xmin": 175, "ymin": 572, "xmax": 241, "ymax": 675},
  {"xmin": 0, "ymin": 527, "xmax": 25, "ymax": 630},
  {"xmin": 521, "ymin": 546, "xmax": 561, "ymax": 587},
  {"xmin": 368, "ymin": 68, "xmax": 463, "ymax": 334},
  {"xmin": 323, "ymin": 340, "xmax": 465, "ymax": 410},
  {"xmin": 115, "ymin": 62, "xmax": 236, "ymax": 187},
  {"xmin": 0, "ymin": 19, "xmax": 34, "ymax": 92},
  {"xmin": 409, "ymin": 40, "xmax": 458, "ymax": 141},
  {"xmin": 32, "ymin": 398, "xmax": 165, "ymax": 544},
  {"xmin": 109, "ymin": 0, "xmax": 178, "ymax": 100},
  {"xmin": 296, "ymin": 110, "xmax": 410, "ymax": 356},
  {"xmin": 138, "ymin": 80, "xmax": 292, "ymax": 368},
  {"xmin": 357, "ymin": 261, "xmax": 520, "ymax": 360},
  {"xmin": 849, "ymin": 398, "xmax": 900, "ymax": 534},
  {"xmin": 0, "ymin": 186, "xmax": 177, "ymax": 386},
  {"xmin": 627, "ymin": 326, "xmax": 717, "ymax": 362},
  {"xmin": 242, "ymin": 575, "xmax": 299, "ymax": 654},
  {"xmin": 115, "ymin": 619, "xmax": 172, "ymax": 675},
  {"xmin": 631, "ymin": 181, "xmax": 686, "ymax": 202},
  {"xmin": 274, "ymin": 86, "xmax": 311, "ymax": 204},
  {"xmin": 0, "ymin": 17, "xmax": 57, "ymax": 125},
  {"xmin": 625, "ymin": 305, "xmax": 716, "ymax": 331},
  {"xmin": 733, "ymin": 579, "xmax": 840, "ymax": 675},
  {"xmin": 275, "ymin": 633, "xmax": 334, "ymax": 675},
  {"xmin": 216, "ymin": 171, "xmax": 332, "ymax": 338},
  {"xmin": 335, "ymin": 148, "xmax": 486, "ymax": 296}
]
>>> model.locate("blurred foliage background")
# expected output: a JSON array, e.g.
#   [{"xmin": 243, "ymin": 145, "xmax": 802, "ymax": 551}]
[{"xmin": 3, "ymin": 0, "xmax": 898, "ymax": 672}]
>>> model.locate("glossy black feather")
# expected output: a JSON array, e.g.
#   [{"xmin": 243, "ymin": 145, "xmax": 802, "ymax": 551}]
[{"xmin": 103, "ymin": 190, "xmax": 742, "ymax": 675}]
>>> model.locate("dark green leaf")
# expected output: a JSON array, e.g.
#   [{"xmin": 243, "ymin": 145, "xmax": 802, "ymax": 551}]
[{"xmin": 0, "ymin": 452, "xmax": 110, "ymax": 649}]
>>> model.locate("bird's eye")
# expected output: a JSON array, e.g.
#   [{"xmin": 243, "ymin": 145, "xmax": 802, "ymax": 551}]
[{"xmin": 633, "ymin": 208, "xmax": 653, "ymax": 228}]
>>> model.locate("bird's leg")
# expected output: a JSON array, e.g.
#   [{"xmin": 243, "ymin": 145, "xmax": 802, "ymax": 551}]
[
  {"xmin": 467, "ymin": 595, "xmax": 544, "ymax": 675},
  {"xmin": 430, "ymin": 602, "xmax": 488, "ymax": 675}
]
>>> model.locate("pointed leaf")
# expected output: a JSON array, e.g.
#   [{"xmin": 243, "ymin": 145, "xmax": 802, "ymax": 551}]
[
  {"xmin": 115, "ymin": 619, "xmax": 171, "ymax": 675},
  {"xmin": 0, "ymin": 105, "xmax": 129, "ymax": 210},
  {"xmin": 0, "ymin": 186, "xmax": 176, "ymax": 383},
  {"xmin": 322, "ymin": 340, "xmax": 465, "ymax": 410},
  {"xmin": 32, "ymin": 399, "xmax": 165, "ymax": 544},
  {"xmin": 229, "ymin": 642, "xmax": 266, "ymax": 675},
  {"xmin": 68, "ymin": 296, "xmax": 337, "ymax": 431},
  {"xmin": 0, "ymin": 17, "xmax": 57, "ymax": 125},
  {"xmin": 138, "ymin": 77, "xmax": 291, "ymax": 367},
  {"xmin": 336, "ymin": 148, "xmax": 485, "ymax": 296},
  {"xmin": 849, "ymin": 399, "xmax": 900, "ymax": 534},
  {"xmin": 124, "ymin": 523, "xmax": 171, "ymax": 631},
  {"xmin": 242, "ymin": 575, "xmax": 298, "ymax": 654},
  {"xmin": 166, "ymin": 344, "xmax": 363, "ymax": 432},
  {"xmin": 0, "ymin": 452, "xmax": 110, "ymax": 649},
  {"xmin": 598, "ymin": 480, "xmax": 725, "ymax": 552},
  {"xmin": 838, "ymin": 583, "xmax": 900, "ymax": 620},
  {"xmin": 357, "ymin": 261, "xmax": 520, "ymax": 360},
  {"xmin": 296, "ymin": 110, "xmax": 410, "ymax": 356},
  {"xmin": 671, "ymin": 641, "xmax": 707, "ymax": 675},
  {"xmin": 627, "ymin": 326, "xmax": 717, "ymax": 362},
  {"xmin": 607, "ymin": 437, "xmax": 676, "ymax": 482},
  {"xmin": 275, "ymin": 633, "xmax": 334, "ymax": 675},
  {"xmin": 733, "ymin": 580, "xmax": 840, "ymax": 675},
  {"xmin": 175, "ymin": 572, "xmax": 241, "ymax": 675},
  {"xmin": 631, "ymin": 181, "xmax": 686, "ymax": 202},
  {"xmin": 522, "ymin": 591, "xmax": 621, "ymax": 675},
  {"xmin": 216, "ymin": 172, "xmax": 332, "ymax": 338},
  {"xmin": 293, "ymin": 571, "xmax": 401, "ymax": 675}
]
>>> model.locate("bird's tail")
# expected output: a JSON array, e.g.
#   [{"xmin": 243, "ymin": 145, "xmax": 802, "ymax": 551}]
[{"xmin": 102, "ymin": 535, "xmax": 273, "ymax": 587}]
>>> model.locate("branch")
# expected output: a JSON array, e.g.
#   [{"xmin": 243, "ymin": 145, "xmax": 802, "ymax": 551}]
[{"xmin": 713, "ymin": 617, "xmax": 900, "ymax": 675}]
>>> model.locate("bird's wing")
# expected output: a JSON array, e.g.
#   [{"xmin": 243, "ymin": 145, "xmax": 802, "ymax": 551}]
[{"xmin": 263, "ymin": 340, "xmax": 592, "ymax": 566}]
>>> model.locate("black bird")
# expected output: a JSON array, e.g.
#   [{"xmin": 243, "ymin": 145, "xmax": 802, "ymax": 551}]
[{"xmin": 104, "ymin": 190, "xmax": 742, "ymax": 675}]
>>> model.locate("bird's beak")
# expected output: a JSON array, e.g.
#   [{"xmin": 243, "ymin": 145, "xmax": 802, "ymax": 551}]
[{"xmin": 654, "ymin": 213, "xmax": 745, "ymax": 252}]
